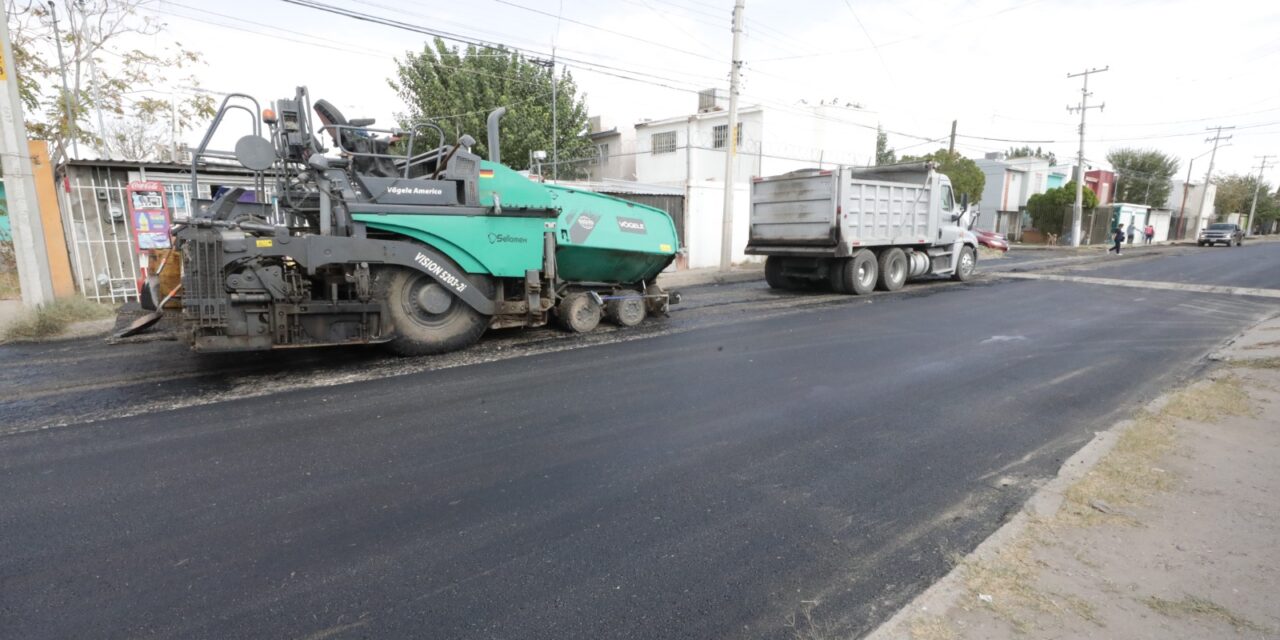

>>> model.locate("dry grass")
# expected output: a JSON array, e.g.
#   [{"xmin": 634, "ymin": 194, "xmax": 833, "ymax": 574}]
[
  {"xmin": 908, "ymin": 616, "xmax": 958, "ymax": 640},
  {"xmin": 0, "ymin": 270, "xmax": 18, "ymax": 299},
  {"xmin": 1058, "ymin": 376, "xmax": 1251, "ymax": 526},
  {"xmin": 783, "ymin": 601, "xmax": 836, "ymax": 640},
  {"xmin": 958, "ymin": 522, "xmax": 1063, "ymax": 633},
  {"xmin": 1, "ymin": 296, "xmax": 116, "ymax": 342},
  {"xmin": 1229, "ymin": 357, "xmax": 1280, "ymax": 370},
  {"xmin": 1143, "ymin": 595, "xmax": 1272, "ymax": 633}
]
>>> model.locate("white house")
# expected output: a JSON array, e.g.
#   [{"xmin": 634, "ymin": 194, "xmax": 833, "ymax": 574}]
[
  {"xmin": 628, "ymin": 92, "xmax": 877, "ymax": 268},
  {"xmin": 581, "ymin": 116, "xmax": 637, "ymax": 182},
  {"xmin": 1167, "ymin": 180, "xmax": 1217, "ymax": 239}
]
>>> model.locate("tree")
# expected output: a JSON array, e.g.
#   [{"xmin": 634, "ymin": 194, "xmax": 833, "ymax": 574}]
[
  {"xmin": 874, "ymin": 126, "xmax": 896, "ymax": 165},
  {"xmin": 901, "ymin": 149, "xmax": 985, "ymax": 203},
  {"xmin": 1026, "ymin": 181, "xmax": 1097, "ymax": 233},
  {"xmin": 1106, "ymin": 148, "xmax": 1179, "ymax": 207},
  {"xmin": 1212, "ymin": 173, "xmax": 1280, "ymax": 229},
  {"xmin": 7, "ymin": 1, "xmax": 215, "ymax": 164},
  {"xmin": 1006, "ymin": 145, "xmax": 1056, "ymax": 166},
  {"xmin": 390, "ymin": 39, "xmax": 590, "ymax": 173}
]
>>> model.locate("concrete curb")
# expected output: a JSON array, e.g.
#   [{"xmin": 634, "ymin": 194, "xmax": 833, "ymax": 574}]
[
  {"xmin": 864, "ymin": 311, "xmax": 1280, "ymax": 640},
  {"xmin": 657, "ymin": 265, "xmax": 764, "ymax": 289}
]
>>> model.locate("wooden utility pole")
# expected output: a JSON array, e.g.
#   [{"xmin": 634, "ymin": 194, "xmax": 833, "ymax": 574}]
[
  {"xmin": 1245, "ymin": 155, "xmax": 1272, "ymax": 237},
  {"xmin": 719, "ymin": 0, "xmax": 745, "ymax": 272},
  {"xmin": 947, "ymin": 120, "xmax": 956, "ymax": 155},
  {"xmin": 1196, "ymin": 126, "xmax": 1233, "ymax": 230}
]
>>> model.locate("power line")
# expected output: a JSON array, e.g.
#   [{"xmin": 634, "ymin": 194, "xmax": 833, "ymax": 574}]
[
  {"xmin": 491, "ymin": 0, "xmax": 724, "ymax": 63},
  {"xmin": 279, "ymin": 0, "xmax": 717, "ymax": 96}
]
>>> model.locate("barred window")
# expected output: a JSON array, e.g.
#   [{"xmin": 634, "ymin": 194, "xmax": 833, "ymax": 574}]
[
  {"xmin": 652, "ymin": 131, "xmax": 677, "ymax": 154},
  {"xmin": 712, "ymin": 124, "xmax": 742, "ymax": 149},
  {"xmin": 596, "ymin": 143, "xmax": 610, "ymax": 163}
]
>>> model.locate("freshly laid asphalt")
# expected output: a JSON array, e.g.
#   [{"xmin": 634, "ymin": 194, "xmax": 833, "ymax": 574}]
[{"xmin": 2, "ymin": 242, "xmax": 1278, "ymax": 639}]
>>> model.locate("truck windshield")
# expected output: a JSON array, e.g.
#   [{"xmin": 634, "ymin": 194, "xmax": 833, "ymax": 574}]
[{"xmin": 1207, "ymin": 224, "xmax": 1234, "ymax": 230}]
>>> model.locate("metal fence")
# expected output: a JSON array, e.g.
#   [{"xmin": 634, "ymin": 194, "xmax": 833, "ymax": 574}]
[
  {"xmin": 60, "ymin": 178, "xmax": 182, "ymax": 303},
  {"xmin": 59, "ymin": 175, "xmax": 277, "ymax": 303}
]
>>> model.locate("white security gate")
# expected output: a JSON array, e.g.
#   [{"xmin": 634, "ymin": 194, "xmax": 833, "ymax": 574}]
[{"xmin": 59, "ymin": 176, "xmax": 276, "ymax": 303}]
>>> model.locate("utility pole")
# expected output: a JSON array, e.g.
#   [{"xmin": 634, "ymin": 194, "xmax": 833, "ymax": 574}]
[
  {"xmin": 947, "ymin": 119, "xmax": 957, "ymax": 155},
  {"xmin": 720, "ymin": 0, "xmax": 745, "ymax": 272},
  {"xmin": 1, "ymin": 15, "xmax": 56, "ymax": 306},
  {"xmin": 1245, "ymin": 154, "xmax": 1272, "ymax": 237},
  {"xmin": 551, "ymin": 45, "xmax": 557, "ymax": 180},
  {"xmin": 1066, "ymin": 66, "xmax": 1107, "ymax": 247},
  {"xmin": 1176, "ymin": 159, "xmax": 1194, "ymax": 240},
  {"xmin": 1196, "ymin": 126, "xmax": 1233, "ymax": 231},
  {"xmin": 47, "ymin": 1, "xmax": 79, "ymax": 159}
]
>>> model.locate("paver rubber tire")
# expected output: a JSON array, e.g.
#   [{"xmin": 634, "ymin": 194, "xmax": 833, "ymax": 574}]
[
  {"xmin": 951, "ymin": 245, "xmax": 977, "ymax": 282},
  {"xmin": 764, "ymin": 256, "xmax": 793, "ymax": 290},
  {"xmin": 555, "ymin": 292, "xmax": 602, "ymax": 333},
  {"xmin": 380, "ymin": 265, "xmax": 493, "ymax": 356},
  {"xmin": 605, "ymin": 291, "xmax": 646, "ymax": 327},
  {"xmin": 843, "ymin": 249, "xmax": 878, "ymax": 295},
  {"xmin": 876, "ymin": 248, "xmax": 907, "ymax": 292}
]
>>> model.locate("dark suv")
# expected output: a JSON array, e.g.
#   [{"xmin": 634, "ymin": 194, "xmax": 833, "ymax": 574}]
[{"xmin": 1198, "ymin": 223, "xmax": 1244, "ymax": 247}]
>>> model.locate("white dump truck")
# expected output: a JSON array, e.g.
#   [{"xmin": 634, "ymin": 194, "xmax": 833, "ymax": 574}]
[{"xmin": 746, "ymin": 162, "xmax": 980, "ymax": 294}]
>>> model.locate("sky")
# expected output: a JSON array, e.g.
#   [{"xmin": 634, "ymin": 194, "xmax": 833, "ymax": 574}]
[{"xmin": 111, "ymin": 0, "xmax": 1280, "ymax": 179}]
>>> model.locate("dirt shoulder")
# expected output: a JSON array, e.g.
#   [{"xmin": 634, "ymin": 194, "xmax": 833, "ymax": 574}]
[{"xmin": 869, "ymin": 314, "xmax": 1280, "ymax": 640}]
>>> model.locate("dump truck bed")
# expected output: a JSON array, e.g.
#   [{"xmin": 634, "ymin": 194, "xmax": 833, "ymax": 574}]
[{"xmin": 747, "ymin": 163, "xmax": 942, "ymax": 256}]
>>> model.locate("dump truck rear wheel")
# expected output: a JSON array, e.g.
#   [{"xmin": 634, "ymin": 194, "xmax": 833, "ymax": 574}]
[
  {"xmin": 379, "ymin": 266, "xmax": 493, "ymax": 356},
  {"xmin": 952, "ymin": 246, "xmax": 977, "ymax": 282},
  {"xmin": 556, "ymin": 292, "xmax": 602, "ymax": 333},
  {"xmin": 843, "ymin": 249, "xmax": 878, "ymax": 295},
  {"xmin": 829, "ymin": 258, "xmax": 849, "ymax": 293},
  {"xmin": 605, "ymin": 291, "xmax": 647, "ymax": 327},
  {"xmin": 765, "ymin": 256, "xmax": 794, "ymax": 290},
  {"xmin": 876, "ymin": 248, "xmax": 907, "ymax": 291}
]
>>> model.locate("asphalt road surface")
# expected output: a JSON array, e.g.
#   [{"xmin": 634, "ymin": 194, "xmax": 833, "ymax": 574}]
[{"xmin": 3, "ymin": 242, "xmax": 1278, "ymax": 639}]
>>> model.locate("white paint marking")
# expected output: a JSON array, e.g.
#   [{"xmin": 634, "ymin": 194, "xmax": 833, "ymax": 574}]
[
  {"xmin": 997, "ymin": 272, "xmax": 1280, "ymax": 299},
  {"xmin": 980, "ymin": 335, "xmax": 1027, "ymax": 344}
]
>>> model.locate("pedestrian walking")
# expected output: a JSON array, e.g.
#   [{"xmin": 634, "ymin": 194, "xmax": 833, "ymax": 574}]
[
  {"xmin": 1126, "ymin": 222, "xmax": 1136, "ymax": 245},
  {"xmin": 1110, "ymin": 224, "xmax": 1125, "ymax": 254},
  {"xmin": 1144, "ymin": 224, "xmax": 1155, "ymax": 245}
]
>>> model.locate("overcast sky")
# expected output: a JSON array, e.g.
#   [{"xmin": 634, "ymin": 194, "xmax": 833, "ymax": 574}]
[{"xmin": 139, "ymin": 0, "xmax": 1280, "ymax": 179}]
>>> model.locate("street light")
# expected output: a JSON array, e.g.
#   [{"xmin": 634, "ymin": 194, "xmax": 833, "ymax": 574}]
[{"xmin": 530, "ymin": 149, "xmax": 548, "ymax": 179}]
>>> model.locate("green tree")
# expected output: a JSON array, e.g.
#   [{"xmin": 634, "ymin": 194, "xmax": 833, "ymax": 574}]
[
  {"xmin": 1006, "ymin": 145, "xmax": 1056, "ymax": 165},
  {"xmin": 8, "ymin": 1, "xmax": 215, "ymax": 164},
  {"xmin": 901, "ymin": 149, "xmax": 985, "ymax": 203},
  {"xmin": 1213, "ymin": 173, "xmax": 1280, "ymax": 229},
  {"xmin": 1212, "ymin": 173, "xmax": 1257, "ymax": 218},
  {"xmin": 1106, "ymin": 148, "xmax": 1179, "ymax": 207},
  {"xmin": 390, "ymin": 39, "xmax": 590, "ymax": 173},
  {"xmin": 874, "ymin": 126, "xmax": 896, "ymax": 165},
  {"xmin": 1026, "ymin": 181, "xmax": 1098, "ymax": 233}
]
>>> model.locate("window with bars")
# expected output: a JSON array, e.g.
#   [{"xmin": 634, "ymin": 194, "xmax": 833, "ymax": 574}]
[
  {"xmin": 596, "ymin": 143, "xmax": 610, "ymax": 164},
  {"xmin": 651, "ymin": 131, "xmax": 677, "ymax": 154},
  {"xmin": 712, "ymin": 123, "xmax": 742, "ymax": 149}
]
